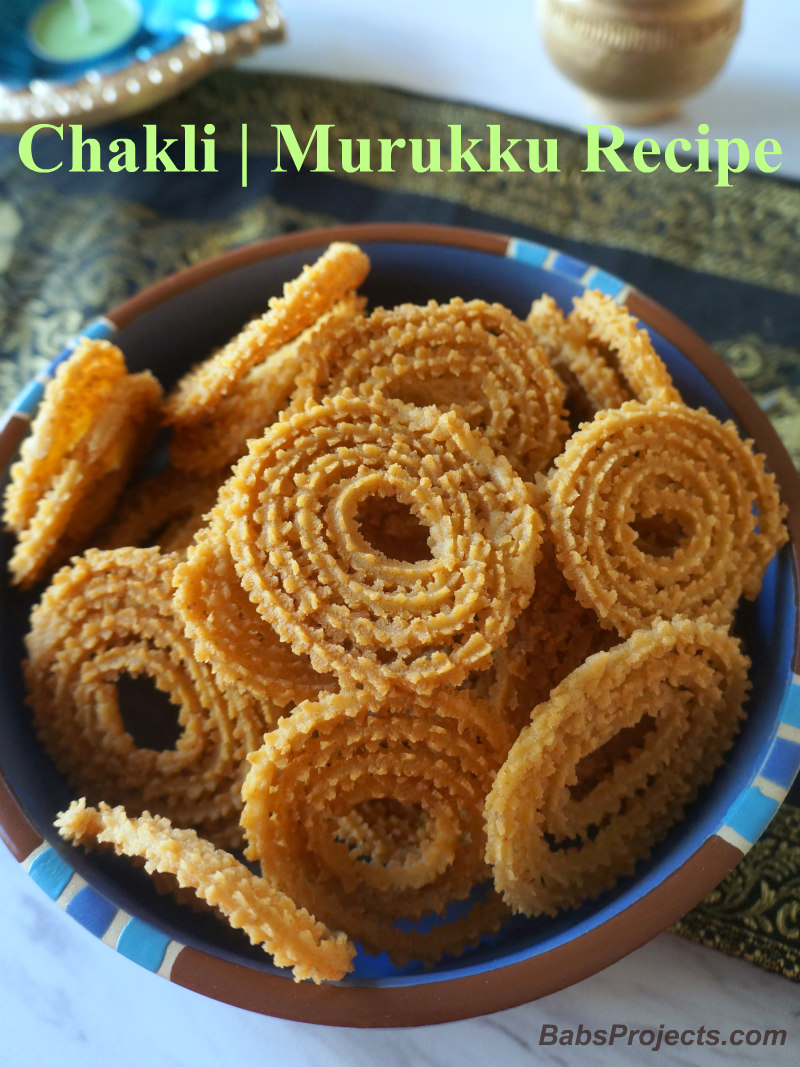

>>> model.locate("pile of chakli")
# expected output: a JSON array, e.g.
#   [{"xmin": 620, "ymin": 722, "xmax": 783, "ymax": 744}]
[{"xmin": 7, "ymin": 242, "xmax": 788, "ymax": 984}]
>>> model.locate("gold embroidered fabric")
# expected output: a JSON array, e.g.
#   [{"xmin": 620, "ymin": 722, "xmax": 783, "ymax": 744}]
[
  {"xmin": 712, "ymin": 335, "xmax": 800, "ymax": 468},
  {"xmin": 673, "ymin": 805, "xmax": 800, "ymax": 981},
  {"xmin": 154, "ymin": 72, "xmax": 800, "ymax": 297},
  {"xmin": 0, "ymin": 71, "xmax": 798, "ymax": 981}
]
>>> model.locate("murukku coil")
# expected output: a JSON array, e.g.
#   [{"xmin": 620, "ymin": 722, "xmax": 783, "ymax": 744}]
[
  {"xmin": 485, "ymin": 616, "xmax": 750, "ymax": 916},
  {"xmin": 56, "ymin": 799, "xmax": 356, "ymax": 984},
  {"xmin": 169, "ymin": 337, "xmax": 308, "ymax": 475},
  {"xmin": 25, "ymin": 548, "xmax": 271, "ymax": 849},
  {"xmin": 221, "ymin": 392, "xmax": 542, "ymax": 697},
  {"xmin": 4, "ymin": 339, "xmax": 126, "ymax": 532},
  {"xmin": 528, "ymin": 294, "xmax": 631, "ymax": 424},
  {"xmin": 4, "ymin": 340, "xmax": 163, "ymax": 587},
  {"xmin": 546, "ymin": 399, "xmax": 788, "ymax": 635},
  {"xmin": 164, "ymin": 242, "xmax": 371, "ymax": 426},
  {"xmin": 241, "ymin": 689, "xmax": 513, "ymax": 964},
  {"xmin": 294, "ymin": 298, "xmax": 568, "ymax": 480},
  {"xmin": 173, "ymin": 506, "xmax": 338, "ymax": 707},
  {"xmin": 570, "ymin": 290, "xmax": 682, "ymax": 405},
  {"xmin": 527, "ymin": 291, "xmax": 680, "ymax": 426}
]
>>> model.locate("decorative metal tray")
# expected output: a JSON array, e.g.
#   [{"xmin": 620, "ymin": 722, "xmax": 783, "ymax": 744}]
[{"xmin": 0, "ymin": 1, "xmax": 284, "ymax": 133}]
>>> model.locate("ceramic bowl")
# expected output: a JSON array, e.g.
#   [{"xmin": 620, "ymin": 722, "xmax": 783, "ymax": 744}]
[{"xmin": 1, "ymin": 223, "xmax": 798, "ymax": 1027}]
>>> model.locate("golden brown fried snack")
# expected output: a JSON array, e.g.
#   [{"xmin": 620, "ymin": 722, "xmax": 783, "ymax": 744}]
[
  {"xmin": 546, "ymin": 399, "xmax": 788, "ymax": 635},
  {"xmin": 241, "ymin": 689, "xmax": 513, "ymax": 964},
  {"xmin": 294, "ymin": 298, "xmax": 568, "ymax": 480},
  {"xmin": 570, "ymin": 289, "xmax": 682, "ymax": 405},
  {"xmin": 528, "ymin": 294, "xmax": 631, "ymax": 424},
  {"xmin": 485, "ymin": 616, "xmax": 750, "ymax": 916},
  {"xmin": 56, "ymin": 799, "xmax": 356, "ymax": 983},
  {"xmin": 25, "ymin": 547, "xmax": 272, "ymax": 849},
  {"xmin": 173, "ymin": 506, "xmax": 337, "ymax": 707},
  {"xmin": 221, "ymin": 392, "xmax": 543, "ymax": 697},
  {"xmin": 4, "ymin": 339, "xmax": 162, "ymax": 587},
  {"xmin": 4, "ymin": 339, "xmax": 126, "ymax": 532},
  {"xmin": 164, "ymin": 243, "xmax": 370, "ymax": 426},
  {"xmin": 11, "ymin": 254, "xmax": 779, "ymax": 982},
  {"xmin": 528, "ymin": 291, "xmax": 680, "ymax": 427}
]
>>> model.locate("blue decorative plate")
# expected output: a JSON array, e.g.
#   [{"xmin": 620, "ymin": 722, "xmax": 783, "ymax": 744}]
[{"xmin": 0, "ymin": 0, "xmax": 283, "ymax": 132}]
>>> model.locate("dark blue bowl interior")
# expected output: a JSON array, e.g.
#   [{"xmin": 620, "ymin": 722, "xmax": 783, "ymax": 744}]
[{"xmin": 0, "ymin": 238, "xmax": 796, "ymax": 987}]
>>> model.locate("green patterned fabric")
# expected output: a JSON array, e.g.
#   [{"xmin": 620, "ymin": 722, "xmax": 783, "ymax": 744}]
[{"xmin": 1, "ymin": 70, "xmax": 798, "ymax": 982}]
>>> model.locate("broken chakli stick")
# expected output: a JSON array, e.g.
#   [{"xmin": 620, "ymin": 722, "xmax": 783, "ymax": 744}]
[
  {"xmin": 2, "ymin": 247, "xmax": 787, "ymax": 984},
  {"xmin": 56, "ymin": 798, "xmax": 356, "ymax": 984}
]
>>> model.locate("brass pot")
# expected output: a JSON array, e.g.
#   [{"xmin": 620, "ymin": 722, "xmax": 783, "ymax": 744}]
[{"xmin": 539, "ymin": 0, "xmax": 743, "ymax": 123}]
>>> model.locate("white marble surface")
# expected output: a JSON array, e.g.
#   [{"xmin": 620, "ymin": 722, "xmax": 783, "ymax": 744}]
[
  {"xmin": 245, "ymin": 0, "xmax": 800, "ymax": 179},
  {"xmin": 2, "ymin": 839, "xmax": 798, "ymax": 1066}
]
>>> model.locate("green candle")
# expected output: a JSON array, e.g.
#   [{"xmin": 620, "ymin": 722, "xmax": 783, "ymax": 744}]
[{"xmin": 28, "ymin": 0, "xmax": 142, "ymax": 63}]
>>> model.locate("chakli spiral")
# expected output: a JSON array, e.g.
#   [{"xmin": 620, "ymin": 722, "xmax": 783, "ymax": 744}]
[
  {"xmin": 216, "ymin": 390, "xmax": 543, "ymax": 696},
  {"xmin": 25, "ymin": 547, "xmax": 271, "ymax": 849}
]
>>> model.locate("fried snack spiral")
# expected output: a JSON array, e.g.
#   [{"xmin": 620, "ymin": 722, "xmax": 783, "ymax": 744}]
[
  {"xmin": 241, "ymin": 689, "xmax": 513, "ymax": 964},
  {"xmin": 570, "ymin": 290, "xmax": 682, "ymax": 405},
  {"xmin": 164, "ymin": 242, "xmax": 370, "ymax": 426},
  {"xmin": 547, "ymin": 399, "xmax": 788, "ymax": 635},
  {"xmin": 294, "ymin": 298, "xmax": 568, "ymax": 479},
  {"xmin": 25, "ymin": 548, "xmax": 271, "ymax": 849},
  {"xmin": 4, "ymin": 339, "xmax": 125, "ymax": 532},
  {"xmin": 4, "ymin": 340, "xmax": 162, "ymax": 587},
  {"xmin": 169, "ymin": 337, "xmax": 308, "ymax": 475},
  {"xmin": 485, "ymin": 616, "xmax": 750, "ymax": 916},
  {"xmin": 221, "ymin": 392, "xmax": 542, "ymax": 697},
  {"xmin": 527, "ymin": 291, "xmax": 680, "ymax": 426},
  {"xmin": 173, "ymin": 506, "xmax": 337, "ymax": 707},
  {"xmin": 56, "ymin": 799, "xmax": 356, "ymax": 984},
  {"xmin": 528, "ymin": 294, "xmax": 631, "ymax": 423}
]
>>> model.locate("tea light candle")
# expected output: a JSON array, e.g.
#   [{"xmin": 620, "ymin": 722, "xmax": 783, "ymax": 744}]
[{"xmin": 28, "ymin": 0, "xmax": 143, "ymax": 63}]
